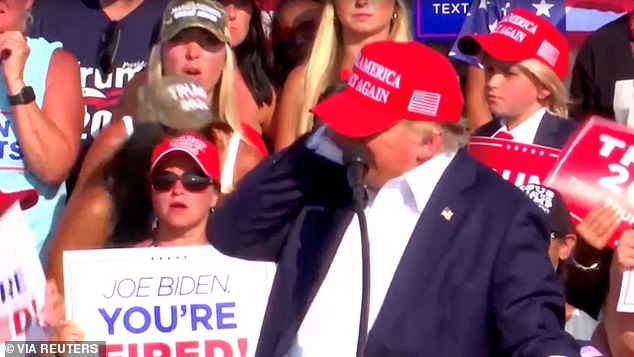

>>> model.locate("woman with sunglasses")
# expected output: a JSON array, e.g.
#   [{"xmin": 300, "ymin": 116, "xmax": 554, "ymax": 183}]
[
  {"xmin": 44, "ymin": 72, "xmax": 258, "ymax": 294},
  {"xmin": 47, "ymin": 129, "xmax": 266, "ymax": 341},
  {"xmin": 141, "ymin": 132, "xmax": 222, "ymax": 247},
  {"xmin": 0, "ymin": 0, "xmax": 84, "ymax": 254},
  {"xmin": 271, "ymin": 0, "xmax": 412, "ymax": 151}
]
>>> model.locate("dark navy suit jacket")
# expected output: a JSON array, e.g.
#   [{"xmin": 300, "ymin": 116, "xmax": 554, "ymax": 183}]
[
  {"xmin": 208, "ymin": 136, "xmax": 581, "ymax": 357},
  {"xmin": 473, "ymin": 112, "xmax": 578, "ymax": 149}
]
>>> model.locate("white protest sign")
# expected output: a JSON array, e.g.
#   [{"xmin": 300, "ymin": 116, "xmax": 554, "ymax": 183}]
[
  {"xmin": 0, "ymin": 202, "xmax": 47, "ymax": 343},
  {"xmin": 618, "ymin": 270, "xmax": 634, "ymax": 312},
  {"xmin": 63, "ymin": 246, "xmax": 276, "ymax": 357}
]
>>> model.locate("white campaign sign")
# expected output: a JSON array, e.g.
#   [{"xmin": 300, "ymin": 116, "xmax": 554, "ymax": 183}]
[
  {"xmin": 63, "ymin": 246, "xmax": 276, "ymax": 357},
  {"xmin": 0, "ymin": 202, "xmax": 47, "ymax": 345}
]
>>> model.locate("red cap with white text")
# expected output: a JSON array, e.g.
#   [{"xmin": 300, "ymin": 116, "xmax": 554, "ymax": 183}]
[
  {"xmin": 150, "ymin": 133, "xmax": 221, "ymax": 182},
  {"xmin": 311, "ymin": 41, "xmax": 464, "ymax": 138},
  {"xmin": 458, "ymin": 9, "xmax": 568, "ymax": 80}
]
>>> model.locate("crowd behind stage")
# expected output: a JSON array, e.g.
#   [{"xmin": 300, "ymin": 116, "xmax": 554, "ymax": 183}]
[{"xmin": 4, "ymin": 0, "xmax": 634, "ymax": 356}]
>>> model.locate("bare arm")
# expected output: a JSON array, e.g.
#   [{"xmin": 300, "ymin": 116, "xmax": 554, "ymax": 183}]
[
  {"xmin": 46, "ymin": 183, "xmax": 115, "ymax": 295},
  {"xmin": 272, "ymin": 65, "xmax": 304, "ymax": 152},
  {"xmin": 7, "ymin": 40, "xmax": 83, "ymax": 185},
  {"xmin": 464, "ymin": 65, "xmax": 492, "ymax": 132},
  {"xmin": 45, "ymin": 73, "xmax": 147, "ymax": 294}
]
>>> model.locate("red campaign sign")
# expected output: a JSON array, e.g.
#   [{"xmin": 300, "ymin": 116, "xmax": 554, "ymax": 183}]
[
  {"xmin": 468, "ymin": 136, "xmax": 561, "ymax": 187},
  {"xmin": 545, "ymin": 117, "xmax": 634, "ymax": 248}
]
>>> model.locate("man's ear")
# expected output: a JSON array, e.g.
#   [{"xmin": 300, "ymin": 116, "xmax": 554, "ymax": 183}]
[
  {"xmin": 559, "ymin": 233, "xmax": 578, "ymax": 261},
  {"xmin": 415, "ymin": 131, "xmax": 443, "ymax": 164}
]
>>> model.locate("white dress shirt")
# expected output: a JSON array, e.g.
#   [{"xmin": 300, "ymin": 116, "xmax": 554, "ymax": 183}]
[
  {"xmin": 286, "ymin": 142, "xmax": 456, "ymax": 357},
  {"xmin": 493, "ymin": 107, "xmax": 546, "ymax": 144}
]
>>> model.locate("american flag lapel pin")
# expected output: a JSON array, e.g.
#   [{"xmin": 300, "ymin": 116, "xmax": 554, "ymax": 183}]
[{"xmin": 441, "ymin": 207, "xmax": 453, "ymax": 221}]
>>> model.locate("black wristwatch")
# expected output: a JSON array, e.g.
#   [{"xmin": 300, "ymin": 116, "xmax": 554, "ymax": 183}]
[{"xmin": 8, "ymin": 86, "xmax": 35, "ymax": 106}]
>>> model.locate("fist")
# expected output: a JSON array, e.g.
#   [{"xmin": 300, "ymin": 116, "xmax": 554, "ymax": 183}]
[{"xmin": 0, "ymin": 31, "xmax": 29, "ymax": 92}]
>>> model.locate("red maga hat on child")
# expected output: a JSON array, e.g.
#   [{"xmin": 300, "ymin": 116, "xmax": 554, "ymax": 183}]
[
  {"xmin": 311, "ymin": 40, "xmax": 464, "ymax": 138},
  {"xmin": 458, "ymin": 9, "xmax": 568, "ymax": 80},
  {"xmin": 0, "ymin": 189, "xmax": 38, "ymax": 215},
  {"xmin": 151, "ymin": 133, "xmax": 221, "ymax": 183}
]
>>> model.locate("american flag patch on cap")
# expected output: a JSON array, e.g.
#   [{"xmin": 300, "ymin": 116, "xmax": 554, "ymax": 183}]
[
  {"xmin": 408, "ymin": 90, "xmax": 441, "ymax": 116},
  {"xmin": 537, "ymin": 40, "xmax": 559, "ymax": 67}
]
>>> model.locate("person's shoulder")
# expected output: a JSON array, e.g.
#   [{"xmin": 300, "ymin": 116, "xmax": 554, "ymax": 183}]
[
  {"xmin": 463, "ymin": 153, "xmax": 535, "ymax": 211},
  {"xmin": 284, "ymin": 64, "xmax": 306, "ymax": 90},
  {"xmin": 543, "ymin": 113, "xmax": 579, "ymax": 135}
]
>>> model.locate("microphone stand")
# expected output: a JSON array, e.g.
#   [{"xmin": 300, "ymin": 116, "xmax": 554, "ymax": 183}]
[
  {"xmin": 343, "ymin": 144, "xmax": 371, "ymax": 357},
  {"xmin": 352, "ymin": 185, "xmax": 371, "ymax": 357}
]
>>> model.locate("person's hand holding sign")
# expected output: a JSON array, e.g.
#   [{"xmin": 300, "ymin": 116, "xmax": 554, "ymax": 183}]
[{"xmin": 577, "ymin": 207, "xmax": 621, "ymax": 250}]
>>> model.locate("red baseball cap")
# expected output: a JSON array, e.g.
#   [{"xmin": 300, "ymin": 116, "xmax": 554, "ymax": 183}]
[
  {"xmin": 0, "ymin": 189, "xmax": 38, "ymax": 215},
  {"xmin": 311, "ymin": 41, "xmax": 463, "ymax": 138},
  {"xmin": 150, "ymin": 133, "xmax": 221, "ymax": 183},
  {"xmin": 458, "ymin": 9, "xmax": 568, "ymax": 80}
]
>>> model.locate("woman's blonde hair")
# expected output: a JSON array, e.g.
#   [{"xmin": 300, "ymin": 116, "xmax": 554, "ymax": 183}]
[
  {"xmin": 296, "ymin": 0, "xmax": 412, "ymax": 136},
  {"xmin": 147, "ymin": 39, "xmax": 242, "ymax": 136},
  {"xmin": 517, "ymin": 59, "xmax": 568, "ymax": 118}
]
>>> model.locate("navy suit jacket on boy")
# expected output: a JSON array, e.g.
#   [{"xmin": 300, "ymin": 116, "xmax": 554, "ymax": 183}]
[{"xmin": 473, "ymin": 112, "xmax": 578, "ymax": 149}]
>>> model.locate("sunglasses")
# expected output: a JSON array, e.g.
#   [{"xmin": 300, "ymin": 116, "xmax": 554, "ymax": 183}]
[
  {"xmin": 150, "ymin": 172, "xmax": 213, "ymax": 192},
  {"xmin": 97, "ymin": 21, "xmax": 121, "ymax": 76}
]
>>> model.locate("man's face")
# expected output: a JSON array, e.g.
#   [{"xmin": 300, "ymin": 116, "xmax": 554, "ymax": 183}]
[{"xmin": 355, "ymin": 122, "xmax": 442, "ymax": 190}]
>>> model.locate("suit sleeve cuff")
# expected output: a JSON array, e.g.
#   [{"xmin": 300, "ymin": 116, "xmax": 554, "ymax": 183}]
[{"xmin": 306, "ymin": 126, "xmax": 343, "ymax": 165}]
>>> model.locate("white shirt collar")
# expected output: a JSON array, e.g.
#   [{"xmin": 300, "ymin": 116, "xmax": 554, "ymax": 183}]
[
  {"xmin": 368, "ymin": 150, "xmax": 457, "ymax": 214},
  {"xmin": 496, "ymin": 107, "xmax": 546, "ymax": 144}
]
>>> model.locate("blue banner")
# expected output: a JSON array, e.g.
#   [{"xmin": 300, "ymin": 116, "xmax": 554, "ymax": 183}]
[{"xmin": 413, "ymin": 0, "xmax": 472, "ymax": 42}]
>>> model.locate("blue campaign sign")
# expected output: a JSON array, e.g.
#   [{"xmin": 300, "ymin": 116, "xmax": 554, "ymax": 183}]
[{"xmin": 413, "ymin": 0, "xmax": 472, "ymax": 42}]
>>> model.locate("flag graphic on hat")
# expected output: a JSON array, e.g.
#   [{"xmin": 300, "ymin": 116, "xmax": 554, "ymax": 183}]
[{"xmin": 408, "ymin": 90, "xmax": 441, "ymax": 117}]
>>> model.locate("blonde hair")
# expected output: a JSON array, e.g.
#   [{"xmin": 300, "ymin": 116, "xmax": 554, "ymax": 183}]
[
  {"xmin": 517, "ymin": 59, "xmax": 568, "ymax": 118},
  {"xmin": 296, "ymin": 0, "xmax": 412, "ymax": 136},
  {"xmin": 146, "ymin": 41, "xmax": 242, "ymax": 137},
  {"xmin": 402, "ymin": 120, "xmax": 468, "ymax": 153}
]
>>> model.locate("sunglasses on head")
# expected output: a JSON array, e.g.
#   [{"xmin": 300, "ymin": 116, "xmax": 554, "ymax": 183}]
[
  {"xmin": 150, "ymin": 171, "xmax": 213, "ymax": 192},
  {"xmin": 97, "ymin": 21, "xmax": 121, "ymax": 76}
]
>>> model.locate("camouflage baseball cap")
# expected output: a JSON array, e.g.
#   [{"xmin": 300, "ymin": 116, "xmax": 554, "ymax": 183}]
[
  {"xmin": 161, "ymin": 0, "xmax": 230, "ymax": 44},
  {"xmin": 136, "ymin": 76, "xmax": 215, "ymax": 130}
]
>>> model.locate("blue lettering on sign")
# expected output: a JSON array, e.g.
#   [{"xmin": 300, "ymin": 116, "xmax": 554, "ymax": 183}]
[
  {"xmin": 98, "ymin": 303, "xmax": 238, "ymax": 335},
  {"xmin": 413, "ymin": 0, "xmax": 471, "ymax": 41},
  {"xmin": 0, "ymin": 119, "xmax": 23, "ymax": 161}
]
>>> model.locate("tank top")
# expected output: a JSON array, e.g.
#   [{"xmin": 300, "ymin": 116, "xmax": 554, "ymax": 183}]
[
  {"xmin": 0, "ymin": 37, "xmax": 64, "ymax": 254},
  {"xmin": 219, "ymin": 122, "xmax": 269, "ymax": 193},
  {"xmin": 220, "ymin": 133, "xmax": 242, "ymax": 194}
]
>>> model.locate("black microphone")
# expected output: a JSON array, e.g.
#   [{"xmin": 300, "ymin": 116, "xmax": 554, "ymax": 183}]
[
  {"xmin": 342, "ymin": 141, "xmax": 369, "ymax": 211},
  {"xmin": 342, "ymin": 141, "xmax": 371, "ymax": 357}
]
